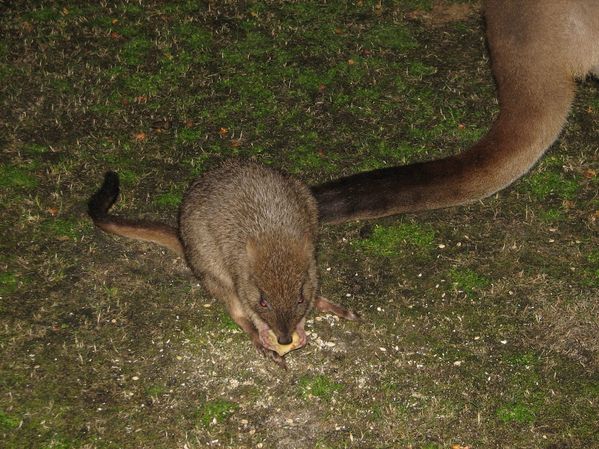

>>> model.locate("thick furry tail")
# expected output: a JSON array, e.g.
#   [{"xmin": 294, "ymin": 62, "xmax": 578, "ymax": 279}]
[
  {"xmin": 313, "ymin": 62, "xmax": 576, "ymax": 224},
  {"xmin": 88, "ymin": 172, "xmax": 184, "ymax": 257}
]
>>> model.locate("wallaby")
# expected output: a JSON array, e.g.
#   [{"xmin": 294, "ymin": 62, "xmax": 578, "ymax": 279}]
[
  {"xmin": 88, "ymin": 161, "xmax": 358, "ymax": 367},
  {"xmin": 312, "ymin": 0, "xmax": 599, "ymax": 223}
]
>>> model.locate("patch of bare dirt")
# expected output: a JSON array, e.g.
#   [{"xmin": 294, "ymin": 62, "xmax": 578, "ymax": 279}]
[{"xmin": 407, "ymin": 1, "xmax": 481, "ymax": 27}]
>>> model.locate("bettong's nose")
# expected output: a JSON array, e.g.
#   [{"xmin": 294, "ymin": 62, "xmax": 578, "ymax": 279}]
[{"xmin": 277, "ymin": 334, "xmax": 292, "ymax": 345}]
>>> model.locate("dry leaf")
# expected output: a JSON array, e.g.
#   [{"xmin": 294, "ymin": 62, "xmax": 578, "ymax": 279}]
[
  {"xmin": 582, "ymin": 169, "xmax": 596, "ymax": 179},
  {"xmin": 230, "ymin": 138, "xmax": 242, "ymax": 148},
  {"xmin": 218, "ymin": 127, "xmax": 229, "ymax": 137},
  {"xmin": 21, "ymin": 21, "xmax": 33, "ymax": 33},
  {"xmin": 134, "ymin": 132, "xmax": 147, "ymax": 142}
]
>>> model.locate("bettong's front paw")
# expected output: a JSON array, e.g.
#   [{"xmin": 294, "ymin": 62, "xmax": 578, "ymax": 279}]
[{"xmin": 253, "ymin": 339, "xmax": 288, "ymax": 369}]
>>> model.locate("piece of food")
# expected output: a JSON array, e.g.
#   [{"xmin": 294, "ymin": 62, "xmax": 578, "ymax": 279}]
[{"xmin": 266, "ymin": 330, "xmax": 301, "ymax": 356}]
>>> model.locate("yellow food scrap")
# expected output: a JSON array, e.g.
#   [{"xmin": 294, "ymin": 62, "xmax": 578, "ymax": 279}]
[{"xmin": 267, "ymin": 330, "xmax": 301, "ymax": 356}]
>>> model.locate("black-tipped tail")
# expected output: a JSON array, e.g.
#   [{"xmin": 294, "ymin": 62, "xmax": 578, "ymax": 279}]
[
  {"xmin": 87, "ymin": 171, "xmax": 184, "ymax": 257},
  {"xmin": 88, "ymin": 171, "xmax": 120, "ymax": 221}
]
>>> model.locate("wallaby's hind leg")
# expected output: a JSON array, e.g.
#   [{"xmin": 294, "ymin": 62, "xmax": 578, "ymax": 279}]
[
  {"xmin": 202, "ymin": 274, "xmax": 287, "ymax": 368},
  {"xmin": 315, "ymin": 296, "xmax": 360, "ymax": 321}
]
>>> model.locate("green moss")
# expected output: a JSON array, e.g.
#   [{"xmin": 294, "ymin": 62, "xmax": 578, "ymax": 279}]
[
  {"xmin": 160, "ymin": 51, "xmax": 193, "ymax": 77},
  {"xmin": 26, "ymin": 7, "xmax": 61, "ymax": 22},
  {"xmin": 119, "ymin": 3, "xmax": 144, "ymax": 15},
  {"xmin": 537, "ymin": 208, "xmax": 564, "ymax": 223},
  {"xmin": 526, "ymin": 171, "xmax": 580, "ymax": 200},
  {"xmin": 146, "ymin": 385, "xmax": 167, "ymax": 397},
  {"xmin": 0, "ymin": 409, "xmax": 20, "ymax": 430},
  {"xmin": 448, "ymin": 268, "xmax": 490, "ymax": 296},
  {"xmin": 89, "ymin": 98, "xmax": 123, "ymax": 115},
  {"xmin": 587, "ymin": 250, "xmax": 599, "ymax": 266},
  {"xmin": 0, "ymin": 165, "xmax": 38, "ymax": 190},
  {"xmin": 175, "ymin": 23, "xmax": 212, "ymax": 51},
  {"xmin": 176, "ymin": 127, "xmax": 204, "ymax": 144},
  {"xmin": 0, "ymin": 272, "xmax": 18, "ymax": 296},
  {"xmin": 121, "ymin": 37, "xmax": 153, "ymax": 66},
  {"xmin": 288, "ymin": 145, "xmax": 338, "ymax": 175},
  {"xmin": 421, "ymin": 444, "xmax": 441, "ymax": 449},
  {"xmin": 407, "ymin": 61, "xmax": 437, "ymax": 78},
  {"xmin": 40, "ymin": 218, "xmax": 81, "ymax": 240},
  {"xmin": 506, "ymin": 352, "xmax": 541, "ymax": 367},
  {"xmin": 357, "ymin": 141, "xmax": 428, "ymax": 170},
  {"xmin": 582, "ymin": 250, "xmax": 599, "ymax": 287},
  {"xmin": 153, "ymin": 191, "xmax": 183, "ymax": 208},
  {"xmin": 365, "ymin": 24, "xmax": 418, "ymax": 51},
  {"xmin": 219, "ymin": 312, "xmax": 239, "ymax": 331},
  {"xmin": 197, "ymin": 399, "xmax": 238, "ymax": 426},
  {"xmin": 496, "ymin": 403, "xmax": 536, "ymax": 424},
  {"xmin": 23, "ymin": 143, "xmax": 49, "ymax": 155},
  {"xmin": 184, "ymin": 154, "xmax": 211, "ymax": 176},
  {"xmin": 399, "ymin": 0, "xmax": 434, "ymax": 10},
  {"xmin": 357, "ymin": 222, "xmax": 436, "ymax": 257},
  {"xmin": 124, "ymin": 73, "xmax": 163, "ymax": 96},
  {"xmin": 295, "ymin": 68, "xmax": 330, "ymax": 92},
  {"xmin": 298, "ymin": 374, "xmax": 343, "ymax": 401},
  {"xmin": 40, "ymin": 436, "xmax": 75, "ymax": 449},
  {"xmin": 116, "ymin": 169, "xmax": 140, "ymax": 186}
]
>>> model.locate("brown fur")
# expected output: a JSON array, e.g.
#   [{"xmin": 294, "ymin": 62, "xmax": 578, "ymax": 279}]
[
  {"xmin": 88, "ymin": 161, "xmax": 357, "ymax": 367},
  {"xmin": 312, "ymin": 0, "xmax": 599, "ymax": 223}
]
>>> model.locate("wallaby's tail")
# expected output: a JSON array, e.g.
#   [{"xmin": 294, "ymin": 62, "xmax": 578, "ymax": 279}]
[
  {"xmin": 312, "ymin": 12, "xmax": 580, "ymax": 224},
  {"xmin": 312, "ymin": 77, "xmax": 575, "ymax": 224},
  {"xmin": 88, "ymin": 172, "xmax": 184, "ymax": 257}
]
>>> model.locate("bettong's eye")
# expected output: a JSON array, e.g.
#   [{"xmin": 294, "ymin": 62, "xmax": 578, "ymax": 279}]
[
  {"xmin": 259, "ymin": 295, "xmax": 268, "ymax": 308},
  {"xmin": 298, "ymin": 293, "xmax": 304, "ymax": 304}
]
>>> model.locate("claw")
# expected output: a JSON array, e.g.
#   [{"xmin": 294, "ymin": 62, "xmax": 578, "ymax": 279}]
[{"xmin": 253, "ymin": 338, "xmax": 288, "ymax": 369}]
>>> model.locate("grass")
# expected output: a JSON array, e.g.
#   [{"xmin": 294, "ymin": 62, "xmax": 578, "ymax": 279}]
[{"xmin": 1, "ymin": 0, "xmax": 597, "ymax": 448}]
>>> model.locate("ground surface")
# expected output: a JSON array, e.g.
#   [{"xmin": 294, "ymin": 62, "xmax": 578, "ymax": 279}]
[{"xmin": 1, "ymin": 1, "xmax": 598, "ymax": 448}]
